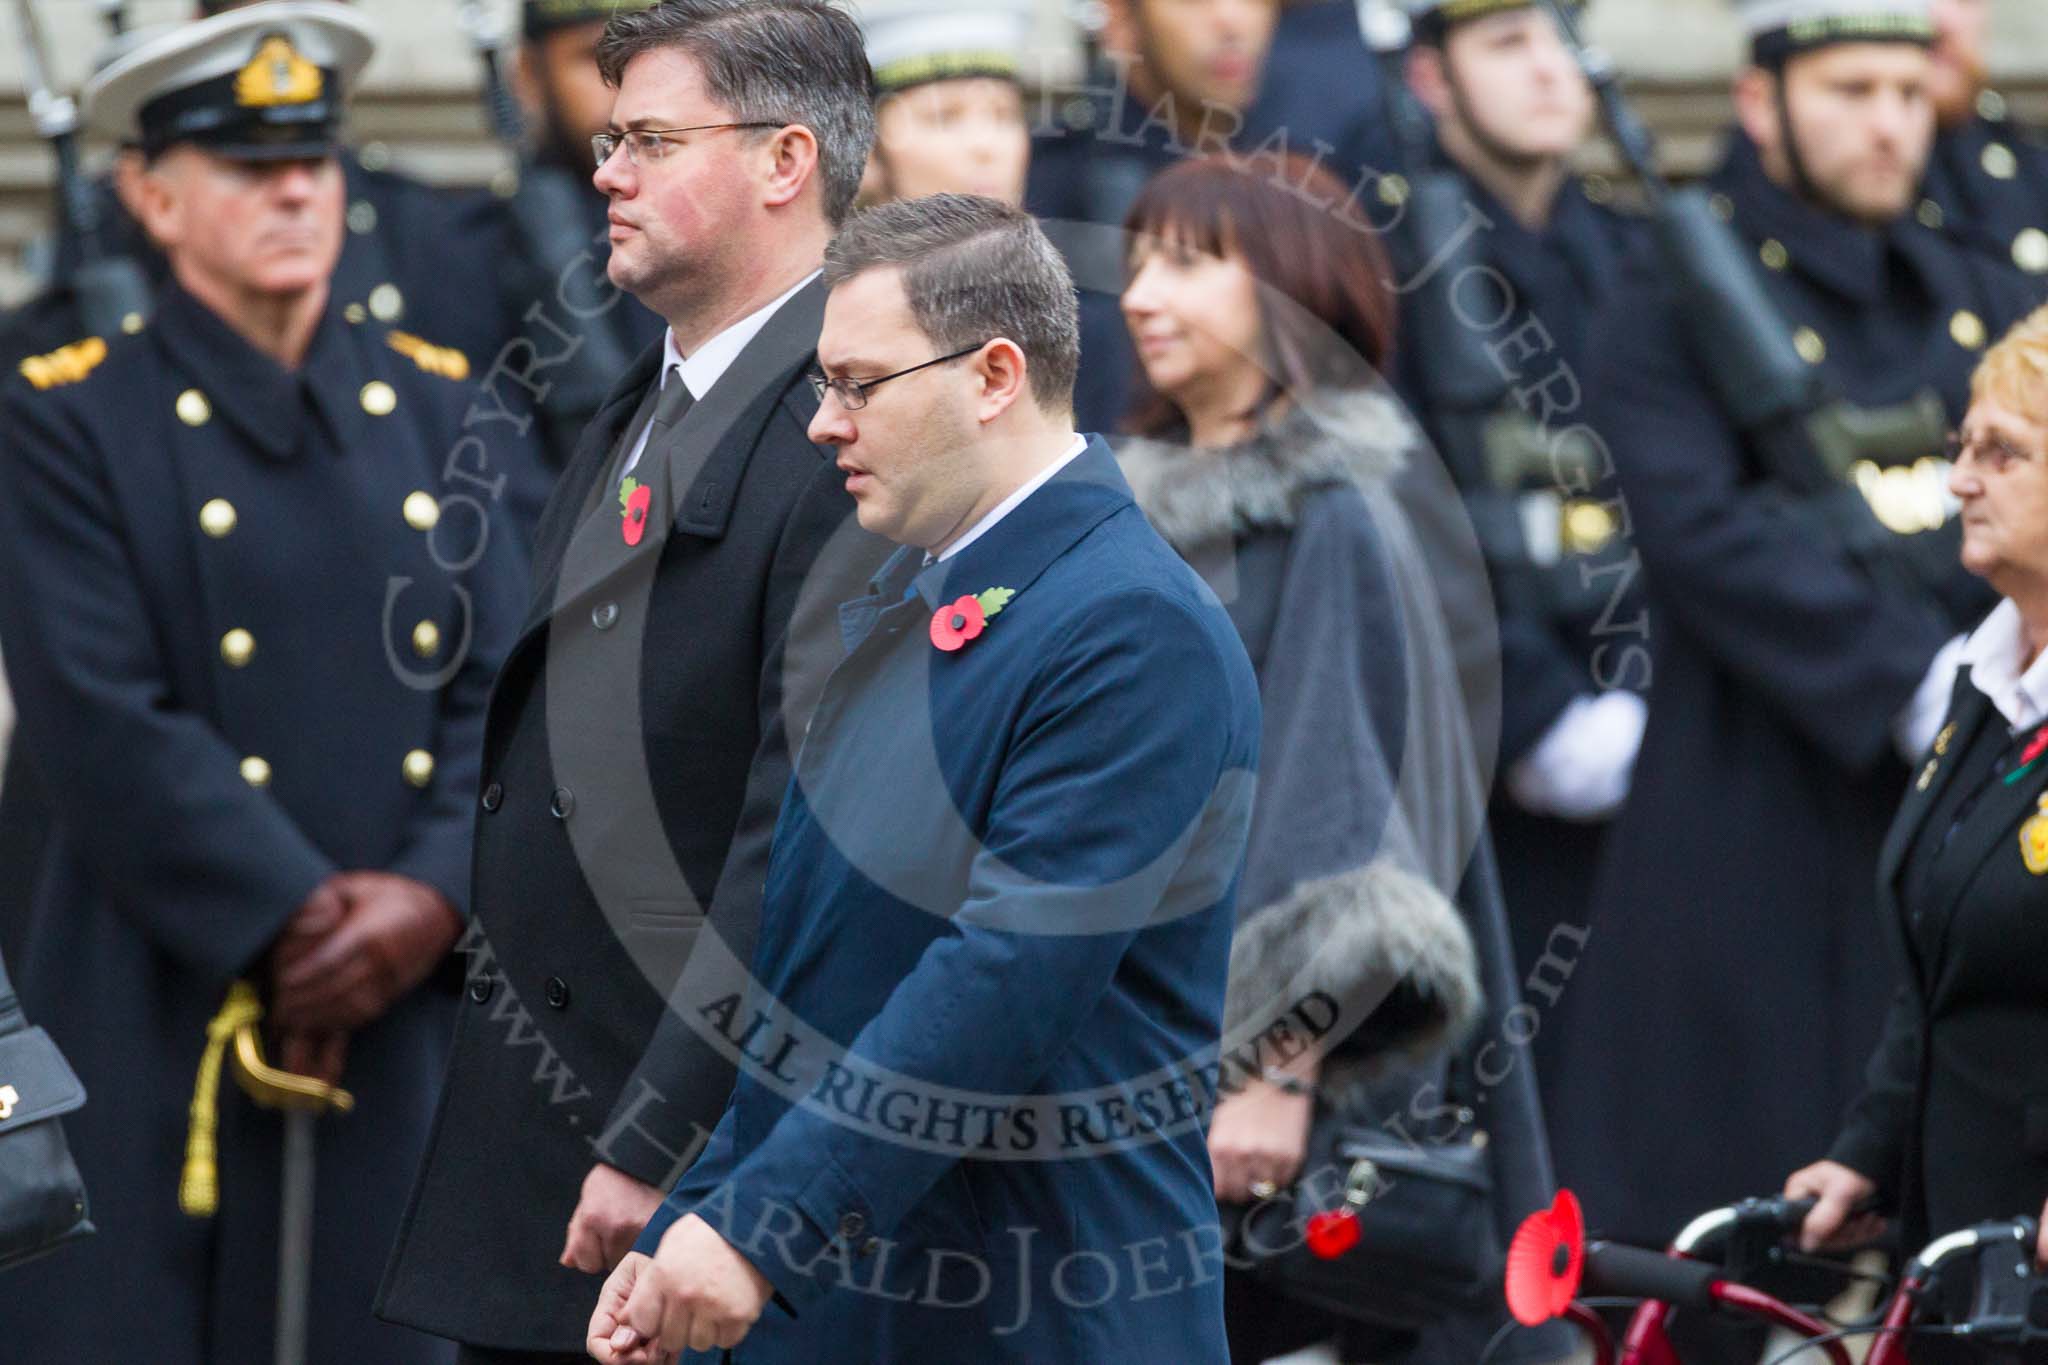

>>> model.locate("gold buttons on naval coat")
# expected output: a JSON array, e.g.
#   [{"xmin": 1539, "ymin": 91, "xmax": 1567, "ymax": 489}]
[
  {"xmin": 360, "ymin": 381, "xmax": 397, "ymax": 417},
  {"xmin": 2015, "ymin": 229, "xmax": 2048, "ymax": 276},
  {"xmin": 403, "ymin": 490, "xmax": 440, "ymax": 531},
  {"xmin": 1759, "ymin": 238, "xmax": 1789, "ymax": 271},
  {"xmin": 176, "ymin": 389, "xmax": 211, "ymax": 426},
  {"xmin": 1793, "ymin": 327, "xmax": 1827, "ymax": 365},
  {"xmin": 403, "ymin": 750, "xmax": 436, "ymax": 788},
  {"xmin": 240, "ymin": 756, "xmax": 272, "ymax": 788},
  {"xmin": 1951, "ymin": 310, "xmax": 1988, "ymax": 351},
  {"xmin": 199, "ymin": 499, "xmax": 238, "ymax": 538},
  {"xmin": 346, "ymin": 199, "xmax": 378, "ymax": 235},
  {"xmin": 412, "ymin": 620, "xmax": 441, "ymax": 659},
  {"xmin": 220, "ymin": 629, "xmax": 255, "ymax": 668},
  {"xmin": 1561, "ymin": 501, "xmax": 1619, "ymax": 557},
  {"xmin": 368, "ymin": 283, "xmax": 404, "ymax": 322},
  {"xmin": 1916, "ymin": 199, "xmax": 1945, "ymax": 230},
  {"xmin": 120, "ymin": 312, "xmax": 145, "ymax": 335},
  {"xmin": 344, "ymin": 302, "xmax": 367, "ymax": 325},
  {"xmin": 1983, "ymin": 142, "xmax": 2019, "ymax": 181}
]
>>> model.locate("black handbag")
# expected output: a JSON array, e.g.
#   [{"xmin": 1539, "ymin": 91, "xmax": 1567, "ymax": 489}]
[
  {"xmin": 1222, "ymin": 1113, "xmax": 1501, "ymax": 1331},
  {"xmin": 0, "ymin": 944, "xmax": 92, "ymax": 1271}
]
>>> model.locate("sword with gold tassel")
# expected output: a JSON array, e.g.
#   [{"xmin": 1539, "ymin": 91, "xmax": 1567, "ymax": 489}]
[{"xmin": 181, "ymin": 981, "xmax": 353, "ymax": 1365}]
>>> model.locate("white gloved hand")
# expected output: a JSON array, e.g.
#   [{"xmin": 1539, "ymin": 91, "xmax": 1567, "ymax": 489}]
[
  {"xmin": 1506, "ymin": 689, "xmax": 1649, "ymax": 822},
  {"xmin": 1894, "ymin": 632, "xmax": 1967, "ymax": 763}
]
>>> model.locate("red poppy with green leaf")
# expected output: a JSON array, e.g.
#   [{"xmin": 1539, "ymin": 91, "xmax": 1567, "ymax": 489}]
[
  {"xmin": 931, "ymin": 587, "xmax": 1016, "ymax": 652},
  {"xmin": 2007, "ymin": 722, "xmax": 2048, "ymax": 785},
  {"xmin": 619, "ymin": 476, "xmax": 652, "ymax": 546}
]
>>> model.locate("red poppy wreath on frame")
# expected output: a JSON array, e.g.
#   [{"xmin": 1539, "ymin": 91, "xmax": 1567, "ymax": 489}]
[{"xmin": 931, "ymin": 587, "xmax": 1016, "ymax": 652}]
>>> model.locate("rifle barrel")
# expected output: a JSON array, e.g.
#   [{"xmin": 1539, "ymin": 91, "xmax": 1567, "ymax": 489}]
[{"xmin": 1532, "ymin": 0, "xmax": 1667, "ymax": 200}]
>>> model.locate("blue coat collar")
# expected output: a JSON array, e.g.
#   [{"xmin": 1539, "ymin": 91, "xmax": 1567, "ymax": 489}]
[{"xmin": 840, "ymin": 436, "xmax": 1132, "ymax": 654}]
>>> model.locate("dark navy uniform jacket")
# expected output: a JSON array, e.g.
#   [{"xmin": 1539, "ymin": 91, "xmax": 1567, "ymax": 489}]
[
  {"xmin": 1549, "ymin": 129, "xmax": 2044, "ymax": 1245},
  {"xmin": 1388, "ymin": 168, "xmax": 1644, "ymax": 766},
  {"xmin": 1919, "ymin": 93, "xmax": 2048, "ymax": 285},
  {"xmin": 1385, "ymin": 163, "xmax": 1646, "ymax": 1103},
  {"xmin": 0, "ymin": 281, "xmax": 531, "ymax": 1364},
  {"xmin": 636, "ymin": 440, "xmax": 1261, "ymax": 1363}
]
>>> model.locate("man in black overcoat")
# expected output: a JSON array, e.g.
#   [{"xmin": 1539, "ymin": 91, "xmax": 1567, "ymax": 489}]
[{"xmin": 377, "ymin": 3, "xmax": 888, "ymax": 1360}]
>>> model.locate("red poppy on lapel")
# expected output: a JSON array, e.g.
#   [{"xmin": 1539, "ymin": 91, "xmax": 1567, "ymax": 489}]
[
  {"xmin": 620, "ymin": 476, "xmax": 652, "ymax": 547},
  {"xmin": 930, "ymin": 596, "xmax": 985, "ymax": 652},
  {"xmin": 929, "ymin": 587, "xmax": 1016, "ymax": 653},
  {"xmin": 2021, "ymin": 723, "xmax": 2048, "ymax": 771}
]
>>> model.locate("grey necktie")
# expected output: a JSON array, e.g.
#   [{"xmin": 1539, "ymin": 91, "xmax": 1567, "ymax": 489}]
[
  {"xmin": 607, "ymin": 373, "xmax": 693, "ymax": 547},
  {"xmin": 620, "ymin": 372, "xmax": 693, "ymax": 487},
  {"xmin": 645, "ymin": 371, "xmax": 694, "ymax": 443}
]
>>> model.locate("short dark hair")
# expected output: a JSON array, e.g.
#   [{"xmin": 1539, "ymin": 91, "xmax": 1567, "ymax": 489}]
[
  {"xmin": 823, "ymin": 194, "xmax": 1081, "ymax": 414},
  {"xmin": 595, "ymin": 0, "xmax": 875, "ymax": 225},
  {"xmin": 1121, "ymin": 153, "xmax": 1399, "ymax": 437}
]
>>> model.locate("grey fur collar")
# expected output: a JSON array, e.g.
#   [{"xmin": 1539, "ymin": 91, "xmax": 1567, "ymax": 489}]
[{"xmin": 1116, "ymin": 388, "xmax": 1415, "ymax": 551}]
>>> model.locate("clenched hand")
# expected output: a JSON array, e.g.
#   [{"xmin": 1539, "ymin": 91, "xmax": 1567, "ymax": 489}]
[
  {"xmin": 269, "ymin": 871, "xmax": 461, "ymax": 1031},
  {"xmin": 562, "ymin": 1163, "xmax": 667, "ymax": 1274}
]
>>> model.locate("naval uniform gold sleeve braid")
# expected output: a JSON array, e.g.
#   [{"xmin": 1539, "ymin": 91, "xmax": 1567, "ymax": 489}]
[{"xmin": 0, "ymin": 378, "xmax": 334, "ymax": 980}]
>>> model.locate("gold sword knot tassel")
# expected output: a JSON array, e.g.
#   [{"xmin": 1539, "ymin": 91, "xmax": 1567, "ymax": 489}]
[{"xmin": 179, "ymin": 981, "xmax": 355, "ymax": 1217}]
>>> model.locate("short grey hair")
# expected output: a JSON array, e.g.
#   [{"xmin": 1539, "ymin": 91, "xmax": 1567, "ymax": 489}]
[
  {"xmin": 823, "ymin": 194, "xmax": 1081, "ymax": 413},
  {"xmin": 595, "ymin": 0, "xmax": 875, "ymax": 225}
]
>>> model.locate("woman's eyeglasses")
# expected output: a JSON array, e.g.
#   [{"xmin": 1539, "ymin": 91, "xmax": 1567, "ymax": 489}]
[
  {"xmin": 807, "ymin": 343, "xmax": 991, "ymax": 411},
  {"xmin": 591, "ymin": 122, "xmax": 788, "ymax": 168},
  {"xmin": 1944, "ymin": 429, "xmax": 2035, "ymax": 473}
]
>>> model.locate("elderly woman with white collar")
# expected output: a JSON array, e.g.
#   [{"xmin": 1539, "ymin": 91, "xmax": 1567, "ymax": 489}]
[{"xmin": 1790, "ymin": 302, "xmax": 2048, "ymax": 1266}]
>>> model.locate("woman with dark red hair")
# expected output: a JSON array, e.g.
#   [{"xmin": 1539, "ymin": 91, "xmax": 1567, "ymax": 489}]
[{"xmin": 1116, "ymin": 152, "xmax": 1567, "ymax": 1365}]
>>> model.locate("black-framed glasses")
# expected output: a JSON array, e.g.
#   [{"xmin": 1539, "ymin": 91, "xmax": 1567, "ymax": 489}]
[
  {"xmin": 591, "ymin": 122, "xmax": 788, "ymax": 168},
  {"xmin": 1944, "ymin": 428, "xmax": 2036, "ymax": 473},
  {"xmin": 808, "ymin": 343, "xmax": 991, "ymax": 411}
]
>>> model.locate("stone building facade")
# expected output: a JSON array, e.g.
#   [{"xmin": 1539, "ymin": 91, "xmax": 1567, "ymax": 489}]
[{"xmin": 1, "ymin": 0, "xmax": 2045, "ymax": 306}]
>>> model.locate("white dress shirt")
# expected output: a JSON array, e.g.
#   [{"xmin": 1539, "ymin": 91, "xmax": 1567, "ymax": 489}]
[
  {"xmin": 1962, "ymin": 598, "xmax": 2048, "ymax": 731},
  {"xmin": 618, "ymin": 270, "xmax": 820, "ymax": 479},
  {"xmin": 927, "ymin": 434, "xmax": 1090, "ymax": 565}
]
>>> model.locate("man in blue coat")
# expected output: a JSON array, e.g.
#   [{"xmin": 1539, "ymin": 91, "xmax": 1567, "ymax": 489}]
[{"xmin": 584, "ymin": 194, "xmax": 1261, "ymax": 1363}]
